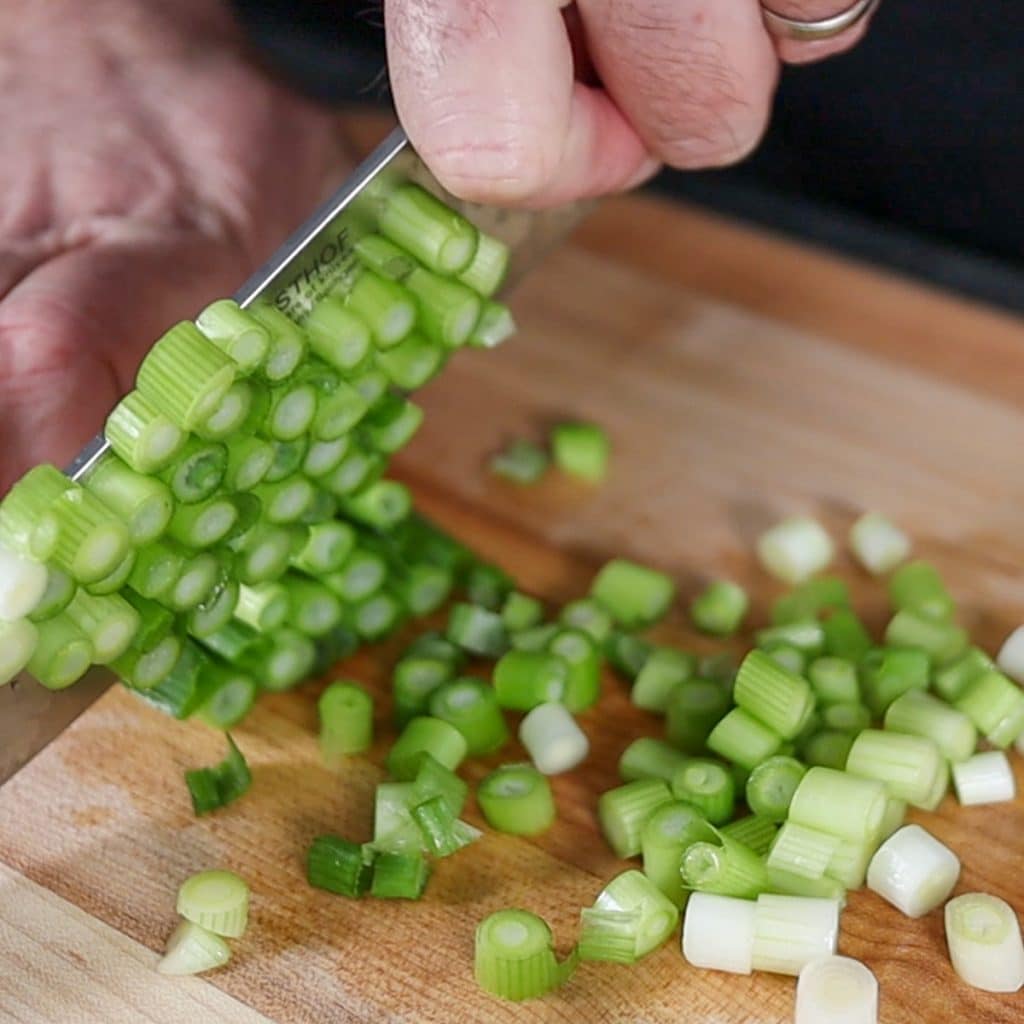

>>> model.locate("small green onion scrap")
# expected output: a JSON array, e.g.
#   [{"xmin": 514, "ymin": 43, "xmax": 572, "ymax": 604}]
[{"xmin": 184, "ymin": 734, "xmax": 252, "ymax": 816}]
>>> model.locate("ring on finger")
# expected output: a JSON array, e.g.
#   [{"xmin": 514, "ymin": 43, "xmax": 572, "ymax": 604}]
[{"xmin": 760, "ymin": 0, "xmax": 881, "ymax": 42}]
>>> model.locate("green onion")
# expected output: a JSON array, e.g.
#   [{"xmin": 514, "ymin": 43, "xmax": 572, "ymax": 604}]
[
  {"xmin": 0, "ymin": 618, "xmax": 39, "ymax": 685},
  {"xmin": 166, "ymin": 494, "xmax": 238, "ymax": 549},
  {"xmin": 232, "ymin": 581, "xmax": 289, "ymax": 633},
  {"xmin": 579, "ymin": 870, "xmax": 680, "ymax": 963},
  {"xmin": 766, "ymin": 822, "xmax": 839, "ymax": 881},
  {"xmin": 229, "ymin": 524, "xmax": 293, "ymax": 586},
  {"xmin": 807, "ymin": 657, "xmax": 860, "ymax": 705},
  {"xmin": 105, "ymin": 391, "xmax": 186, "ymax": 474},
  {"xmin": 788, "ymin": 767, "xmax": 886, "ymax": 842},
  {"xmin": 457, "ymin": 231, "xmax": 510, "ymax": 297},
  {"xmin": 26, "ymin": 565, "xmax": 75, "ymax": 622},
  {"xmin": 489, "ymin": 439, "xmax": 549, "ymax": 485},
  {"xmin": 860, "ymin": 647, "xmax": 930, "ymax": 716},
  {"xmin": 370, "ymin": 851, "xmax": 430, "ymax": 900},
  {"xmin": 934, "ymin": 647, "xmax": 994, "ymax": 702},
  {"xmin": 500, "ymin": 591, "xmax": 545, "ymax": 633},
  {"xmin": 665, "ymin": 679, "xmax": 733, "ymax": 754},
  {"xmin": 262, "ymin": 438, "xmax": 308, "ymax": 483},
  {"xmin": 821, "ymin": 702, "xmax": 871, "ymax": 734},
  {"xmin": 404, "ymin": 267, "xmax": 481, "ymax": 349},
  {"xmin": 951, "ymin": 751, "xmax": 1016, "ymax": 806},
  {"xmin": 412, "ymin": 754, "xmax": 468, "ymax": 818},
  {"xmin": 772, "ymin": 577, "xmax": 850, "ymax": 625},
  {"xmin": 82, "ymin": 453, "xmax": 173, "ymax": 545},
  {"xmin": 319, "ymin": 681, "xmax": 374, "ymax": 762},
  {"xmin": 112, "ymin": 633, "xmax": 183, "ymax": 692},
  {"xmin": 252, "ymin": 476, "xmax": 316, "ymax": 525},
  {"xmin": 547, "ymin": 628, "xmax": 601, "ymax": 712},
  {"xmin": 340, "ymin": 480, "xmax": 412, "ymax": 532},
  {"xmin": 641, "ymin": 801, "xmax": 715, "ymax": 906},
  {"xmin": 197, "ymin": 380, "xmax": 255, "ymax": 440},
  {"xmin": 944, "ymin": 893, "xmax": 1024, "ymax": 993},
  {"xmin": 196, "ymin": 299, "xmax": 270, "ymax": 373},
  {"xmin": 795, "ymin": 955, "xmax": 879, "ymax": 1023},
  {"xmin": 590, "ymin": 558, "xmax": 675, "ymax": 629},
  {"xmin": 469, "ymin": 301, "xmax": 517, "ymax": 349},
  {"xmin": 253, "ymin": 628, "xmax": 316, "ymax": 692},
  {"xmin": 177, "ymin": 869, "xmax": 249, "ymax": 939},
  {"xmin": 27, "ymin": 613, "xmax": 93, "ymax": 689},
  {"xmin": 307, "ymin": 835, "xmax": 372, "ymax": 898},
  {"xmin": 447, "ymin": 602, "xmax": 508, "ymax": 658},
  {"xmin": 631, "ymin": 647, "xmax": 694, "ymax": 713},
  {"xmin": 885, "ymin": 608, "xmax": 967, "ymax": 666},
  {"xmin": 387, "ymin": 715, "xmax": 467, "ymax": 780},
  {"xmin": 756, "ymin": 621, "xmax": 826, "ymax": 657},
  {"xmin": 303, "ymin": 296, "xmax": 374, "ymax": 369},
  {"xmin": 751, "ymin": 893, "xmax": 841, "ymax": 976},
  {"xmin": 281, "ymin": 574, "xmax": 342, "ymax": 637},
  {"xmin": 355, "ymin": 233, "xmax": 418, "ymax": 282},
  {"xmin": 757, "ymin": 516, "xmax": 834, "ymax": 585},
  {"xmin": 290, "ymin": 522, "xmax": 355, "ymax": 576},
  {"xmin": 691, "ymin": 580, "xmax": 749, "ymax": 636},
  {"xmin": 350, "ymin": 588, "xmax": 405, "ymax": 642},
  {"xmin": 519, "ymin": 701, "xmax": 589, "ymax": 775},
  {"xmin": 766, "ymin": 867, "xmax": 847, "ymax": 902},
  {"xmin": 158, "ymin": 437, "xmax": 227, "ymax": 505},
  {"xmin": 377, "ymin": 332, "xmax": 446, "ymax": 391},
  {"xmin": 393, "ymin": 655, "xmax": 457, "ymax": 727},
  {"xmin": 492, "ymin": 650, "xmax": 567, "ymax": 710},
  {"xmin": 263, "ymin": 381, "xmax": 317, "ymax": 441},
  {"xmin": 65, "ymin": 590, "xmax": 139, "ymax": 664},
  {"xmin": 0, "ymin": 465, "xmax": 71, "ymax": 554},
  {"xmin": 888, "ymin": 560, "xmax": 954, "ymax": 621},
  {"xmin": 310, "ymin": 625, "xmax": 359, "ymax": 675},
  {"xmin": 670, "ymin": 759, "xmax": 735, "ymax": 825},
  {"xmin": 510, "ymin": 623, "xmax": 560, "ymax": 652},
  {"xmin": 194, "ymin": 663, "xmax": 256, "ymax": 730},
  {"xmin": 619, "ymin": 737, "xmax": 689, "ymax": 783},
  {"xmin": 132, "ymin": 640, "xmax": 203, "ymax": 713},
  {"xmin": 464, "ymin": 563, "xmax": 514, "ymax": 610},
  {"xmin": 429, "ymin": 677, "xmax": 508, "ymax": 756},
  {"xmin": 745, "ymin": 755, "xmax": 807, "ymax": 822},
  {"xmin": 681, "ymin": 892, "xmax": 758, "ymax": 975},
  {"xmin": 720, "ymin": 816, "xmax": 779, "ymax": 858},
  {"xmin": 474, "ymin": 909, "xmax": 563, "ymax": 1002},
  {"xmin": 822, "ymin": 608, "xmax": 872, "ymax": 662},
  {"xmin": 559, "ymin": 598, "xmax": 613, "ymax": 645},
  {"xmin": 707, "ymin": 708, "xmax": 784, "ymax": 771},
  {"xmin": 681, "ymin": 830, "xmax": 771, "ymax": 899},
  {"xmin": 184, "ymin": 735, "xmax": 251, "ymax": 816},
  {"xmin": 800, "ymin": 730, "xmax": 856, "ymax": 770},
  {"xmin": 866, "ymin": 824, "xmax": 960, "ymax": 919},
  {"xmin": 379, "ymin": 184, "xmax": 478, "ymax": 276},
  {"xmin": 477, "ymin": 763, "xmax": 555, "ymax": 836},
  {"xmin": 247, "ymin": 305, "xmax": 307, "ymax": 381},
  {"xmin": 996, "ymin": 625, "xmax": 1024, "ymax": 683},
  {"xmin": 764, "ymin": 643, "xmax": 805, "ymax": 676},
  {"xmin": 372, "ymin": 782, "xmax": 422, "ymax": 854},
  {"xmin": 598, "ymin": 778, "xmax": 673, "ymax": 858},
  {"xmin": 342, "ymin": 271, "xmax": 416, "ymax": 349},
  {"xmin": 157, "ymin": 920, "xmax": 231, "ymax": 976},
  {"xmin": 954, "ymin": 669, "xmax": 1024, "ymax": 747},
  {"xmin": 884, "ymin": 690, "xmax": 976, "ymax": 762},
  {"xmin": 411, "ymin": 794, "xmax": 480, "ymax": 857},
  {"xmin": 845, "ymin": 729, "xmax": 942, "ymax": 807},
  {"xmin": 164, "ymin": 550, "xmax": 221, "ymax": 611},
  {"xmin": 551, "ymin": 422, "xmax": 610, "ymax": 482}
]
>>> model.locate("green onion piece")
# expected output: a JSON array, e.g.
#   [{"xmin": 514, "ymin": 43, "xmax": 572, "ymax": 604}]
[
  {"xmin": 598, "ymin": 779, "xmax": 673, "ymax": 858},
  {"xmin": 318, "ymin": 681, "xmax": 374, "ymax": 762},
  {"xmin": 164, "ymin": 550, "xmax": 222, "ymax": 612},
  {"xmin": 372, "ymin": 781, "xmax": 423, "ymax": 854},
  {"xmin": 489, "ymin": 439, "xmax": 549, "ymax": 485},
  {"xmin": 860, "ymin": 647, "xmax": 930, "ymax": 716},
  {"xmin": 884, "ymin": 690, "xmax": 977, "ymax": 762},
  {"xmin": 933, "ymin": 646, "xmax": 994, "ymax": 703},
  {"xmin": 370, "ymin": 851, "xmax": 430, "ymax": 900},
  {"xmin": 477, "ymin": 763, "xmax": 555, "ymax": 836},
  {"xmin": 707, "ymin": 708, "xmax": 784, "ymax": 770},
  {"xmin": 795, "ymin": 954, "xmax": 879, "ymax": 1023},
  {"xmin": 0, "ymin": 619, "xmax": 40, "ymax": 685},
  {"xmin": 157, "ymin": 919, "xmax": 231, "ymax": 976},
  {"xmin": 406, "ymin": 629, "xmax": 465, "ymax": 664},
  {"xmin": 788, "ymin": 767, "xmax": 886, "ymax": 842},
  {"xmin": 340, "ymin": 480, "xmax": 412, "ymax": 532},
  {"xmin": 547, "ymin": 628, "xmax": 602, "ymax": 713},
  {"xmin": 772, "ymin": 577, "xmax": 850, "ymax": 625},
  {"xmin": 404, "ymin": 267, "xmax": 481, "ymax": 349},
  {"xmin": 290, "ymin": 522, "xmax": 356, "ymax": 576},
  {"xmin": 800, "ymin": 729, "xmax": 856, "ymax": 771},
  {"xmin": 233, "ymin": 581, "xmax": 289, "ymax": 633},
  {"xmin": 0, "ymin": 465, "xmax": 71, "ymax": 555},
  {"xmin": 766, "ymin": 822, "xmax": 839, "ymax": 881},
  {"xmin": 822, "ymin": 608, "xmax": 872, "ymax": 662},
  {"xmin": 885, "ymin": 608, "xmax": 968, "ymax": 667},
  {"xmin": 500, "ymin": 591, "xmax": 545, "ymax": 633},
  {"xmin": 158, "ymin": 437, "xmax": 227, "ymax": 506},
  {"xmin": 263, "ymin": 381, "xmax": 317, "ymax": 440},
  {"xmin": 756, "ymin": 621, "xmax": 826, "ymax": 657},
  {"xmin": 866, "ymin": 823, "xmax": 960, "ymax": 919},
  {"xmin": 311, "ymin": 625, "xmax": 359, "ymax": 675},
  {"xmin": 196, "ymin": 380, "xmax": 254, "ymax": 440},
  {"xmin": 757, "ymin": 516, "xmax": 834, "ymax": 586},
  {"xmin": 821, "ymin": 702, "xmax": 871, "ymax": 734},
  {"xmin": 510, "ymin": 623, "xmax": 560, "ymax": 652},
  {"xmin": 997, "ymin": 625, "xmax": 1024, "ymax": 683},
  {"xmin": 246, "ymin": 303, "xmax": 307, "ymax": 380},
  {"xmin": 681, "ymin": 892, "xmax": 758, "ymax": 975},
  {"xmin": 194, "ymin": 663, "xmax": 256, "ymax": 730},
  {"xmin": 26, "ymin": 565, "xmax": 76, "ymax": 623},
  {"xmin": 766, "ymin": 867, "xmax": 847, "ymax": 902},
  {"xmin": 355, "ymin": 233, "xmax": 418, "ymax": 281},
  {"xmin": 252, "ymin": 476, "xmax": 315, "ymax": 525},
  {"xmin": 519, "ymin": 701, "xmax": 589, "ymax": 775},
  {"xmin": 112, "ymin": 633, "xmax": 183, "ymax": 692},
  {"xmin": 342, "ymin": 271, "xmax": 416, "ymax": 349},
  {"xmin": 411, "ymin": 794, "xmax": 481, "ymax": 857},
  {"xmin": 195, "ymin": 299, "xmax": 270, "ymax": 373},
  {"xmin": 131, "ymin": 640, "xmax": 202, "ymax": 711},
  {"xmin": 954, "ymin": 670, "xmax": 1024, "ymax": 748},
  {"xmin": 951, "ymin": 750, "xmax": 1016, "ymax": 806},
  {"xmin": 387, "ymin": 715, "xmax": 467, "ymax": 780},
  {"xmin": 166, "ymin": 494, "xmax": 238, "ymax": 550},
  {"xmin": 229, "ymin": 524, "xmax": 293, "ymax": 586},
  {"xmin": 80, "ymin": 552, "xmax": 133, "ymax": 598},
  {"xmin": 65, "ymin": 590, "xmax": 139, "ymax": 664},
  {"xmin": 323, "ymin": 546, "xmax": 388, "ymax": 603},
  {"xmin": 845, "ymin": 729, "xmax": 942, "ymax": 806},
  {"xmin": 307, "ymin": 835, "xmax": 372, "ymax": 898},
  {"xmin": 26, "ymin": 613, "xmax": 93, "ymax": 689},
  {"xmin": 82, "ymin": 453, "xmax": 173, "ymax": 546},
  {"xmin": 301, "ymin": 436, "xmax": 349, "ymax": 481},
  {"xmin": 764, "ymin": 643, "xmax": 805, "ymax": 676},
  {"xmin": 104, "ymin": 391, "xmax": 186, "ymax": 474},
  {"xmin": 251, "ymin": 627, "xmax": 316, "ymax": 692},
  {"xmin": 641, "ymin": 801, "xmax": 715, "ymax": 906},
  {"xmin": 888, "ymin": 560, "xmax": 954, "ymax": 620},
  {"xmin": 377, "ymin": 332, "xmax": 446, "ymax": 391},
  {"xmin": 720, "ymin": 816, "xmax": 780, "ymax": 858},
  {"xmin": 412, "ymin": 753, "xmax": 468, "ymax": 818},
  {"xmin": 559, "ymin": 598, "xmax": 613, "ymax": 645},
  {"xmin": 474, "ymin": 909, "xmax": 563, "ymax": 1002},
  {"xmin": 665, "ymin": 679, "xmax": 733, "ymax": 754},
  {"xmin": 184, "ymin": 735, "xmax": 252, "ymax": 816},
  {"xmin": 262, "ymin": 437, "xmax": 308, "ymax": 483},
  {"xmin": 136, "ymin": 321, "xmax": 236, "ymax": 430},
  {"xmin": 313, "ymin": 389, "xmax": 369, "ymax": 447},
  {"xmin": 447, "ymin": 602, "xmax": 508, "ymax": 659},
  {"xmin": 751, "ymin": 893, "xmax": 841, "ymax": 976},
  {"xmin": 393, "ymin": 513, "xmax": 475, "ymax": 575},
  {"xmin": 464, "ymin": 563, "xmax": 514, "ymax": 610},
  {"xmin": 393, "ymin": 655, "xmax": 457, "ymax": 728},
  {"xmin": 350, "ymin": 588, "xmax": 405, "ymax": 642},
  {"xmin": 878, "ymin": 796, "xmax": 907, "ymax": 841},
  {"xmin": 281, "ymin": 574, "xmax": 342, "ymax": 637},
  {"xmin": 177, "ymin": 869, "xmax": 249, "ymax": 938},
  {"xmin": 492, "ymin": 649, "xmax": 567, "ymax": 710},
  {"xmin": 303, "ymin": 296, "xmax": 374, "ymax": 369},
  {"xmin": 671, "ymin": 759, "xmax": 736, "ymax": 825},
  {"xmin": 580, "ymin": 870, "xmax": 680, "ymax": 963},
  {"xmin": 457, "ymin": 230, "xmax": 510, "ymax": 297},
  {"xmin": 691, "ymin": 580, "xmax": 749, "ymax": 636},
  {"xmin": 429, "ymin": 677, "xmax": 508, "ymax": 756},
  {"xmin": 619, "ymin": 737, "xmax": 690, "ymax": 783},
  {"xmin": 745, "ymin": 756, "xmax": 807, "ymax": 822},
  {"xmin": 631, "ymin": 647, "xmax": 694, "ymax": 714},
  {"xmin": 469, "ymin": 300, "xmax": 517, "ymax": 350},
  {"xmin": 591, "ymin": 558, "xmax": 675, "ymax": 629},
  {"xmin": 551, "ymin": 421, "xmax": 610, "ymax": 482},
  {"xmin": 944, "ymin": 893, "xmax": 1024, "ymax": 993},
  {"xmin": 682, "ymin": 831, "xmax": 771, "ymax": 899},
  {"xmin": 379, "ymin": 184, "xmax": 478, "ymax": 275},
  {"xmin": 807, "ymin": 657, "xmax": 860, "ymax": 705}
]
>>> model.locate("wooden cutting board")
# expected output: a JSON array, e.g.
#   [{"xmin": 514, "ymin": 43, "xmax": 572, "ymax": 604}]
[{"xmin": 3, "ymin": 128, "xmax": 1024, "ymax": 1024}]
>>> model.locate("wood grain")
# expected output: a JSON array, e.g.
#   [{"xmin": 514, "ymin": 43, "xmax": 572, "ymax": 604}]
[{"xmin": 3, "ymin": 117, "xmax": 1024, "ymax": 1023}]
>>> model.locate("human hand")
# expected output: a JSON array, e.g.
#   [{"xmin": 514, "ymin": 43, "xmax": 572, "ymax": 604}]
[
  {"xmin": 386, "ymin": 0, "xmax": 874, "ymax": 206},
  {"xmin": 0, "ymin": 0, "xmax": 351, "ymax": 489}
]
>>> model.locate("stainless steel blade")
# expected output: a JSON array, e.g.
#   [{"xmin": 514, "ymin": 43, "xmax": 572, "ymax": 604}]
[{"xmin": 0, "ymin": 125, "xmax": 590, "ymax": 785}]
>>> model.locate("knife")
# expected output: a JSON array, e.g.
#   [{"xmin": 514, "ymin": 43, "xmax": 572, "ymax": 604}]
[{"xmin": 0, "ymin": 124, "xmax": 589, "ymax": 786}]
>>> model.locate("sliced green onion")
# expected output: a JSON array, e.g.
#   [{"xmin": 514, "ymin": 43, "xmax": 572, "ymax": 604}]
[
  {"xmin": 318, "ymin": 680, "xmax": 373, "ymax": 762},
  {"xmin": 303, "ymin": 296, "xmax": 374, "ymax": 369},
  {"xmin": 933, "ymin": 646, "xmax": 994, "ymax": 703},
  {"xmin": 247, "ymin": 304, "xmax": 308, "ymax": 381},
  {"xmin": 885, "ymin": 609, "xmax": 967, "ymax": 667},
  {"xmin": 822, "ymin": 609, "xmax": 872, "ymax": 662},
  {"xmin": 464, "ymin": 563, "xmax": 514, "ymax": 610},
  {"xmin": 884, "ymin": 690, "xmax": 976, "ymax": 762},
  {"xmin": 945, "ymin": 892, "xmax": 1024, "ymax": 993},
  {"xmin": 951, "ymin": 750, "xmax": 1016, "ymax": 806},
  {"xmin": 379, "ymin": 184, "xmax": 478, "ymax": 275},
  {"xmin": 547, "ymin": 628, "xmax": 601, "ymax": 713},
  {"xmin": 232, "ymin": 581, "xmax": 288, "ymax": 633},
  {"xmin": 393, "ymin": 655, "xmax": 457, "ymax": 727},
  {"xmin": 823, "ymin": 836, "xmax": 875, "ymax": 889},
  {"xmin": 773, "ymin": 577, "xmax": 850, "ymax": 626},
  {"xmin": 196, "ymin": 380, "xmax": 254, "ymax": 442},
  {"xmin": 846, "ymin": 729, "xmax": 943, "ymax": 807},
  {"xmin": 350, "ymin": 588, "xmax": 404, "ymax": 642},
  {"xmin": 105, "ymin": 391, "xmax": 186, "ymax": 474},
  {"xmin": 757, "ymin": 517, "xmax": 834, "ymax": 585},
  {"xmin": 157, "ymin": 920, "xmax": 231, "ymax": 976},
  {"xmin": 579, "ymin": 870, "xmax": 680, "ymax": 963},
  {"xmin": 429, "ymin": 677, "xmax": 508, "ymax": 756},
  {"xmin": 229, "ymin": 524, "xmax": 292, "ymax": 586},
  {"xmin": 377, "ymin": 332, "xmax": 446, "ymax": 391},
  {"xmin": 551, "ymin": 422, "xmax": 610, "ymax": 482},
  {"xmin": 27, "ymin": 565, "xmax": 76, "ymax": 622},
  {"xmin": 412, "ymin": 754, "xmax": 468, "ymax": 818},
  {"xmin": 591, "ymin": 558, "xmax": 675, "ymax": 629},
  {"xmin": 631, "ymin": 647, "xmax": 693, "ymax": 713},
  {"xmin": 133, "ymin": 640, "xmax": 203, "ymax": 713},
  {"xmin": 641, "ymin": 801, "xmax": 715, "ymax": 906},
  {"xmin": 112, "ymin": 634, "xmax": 182, "ymax": 693},
  {"xmin": 387, "ymin": 715, "xmax": 467, "ymax": 780},
  {"xmin": 598, "ymin": 779, "xmax": 673, "ymax": 858},
  {"xmin": 370, "ymin": 850, "xmax": 430, "ymax": 900},
  {"xmin": 691, "ymin": 580, "xmax": 748, "ymax": 636},
  {"xmin": 27, "ymin": 613, "xmax": 93, "ymax": 689},
  {"xmin": 82, "ymin": 454, "xmax": 173, "ymax": 546},
  {"xmin": 558, "ymin": 598, "xmax": 613, "ymax": 646},
  {"xmin": 411, "ymin": 794, "xmax": 480, "ymax": 857},
  {"xmin": 323, "ymin": 546, "xmax": 387, "ymax": 603},
  {"xmin": 766, "ymin": 822, "xmax": 839, "ymax": 882},
  {"xmin": 682, "ymin": 892, "xmax": 758, "ymax": 975},
  {"xmin": 519, "ymin": 701, "xmax": 589, "ymax": 775},
  {"xmin": 671, "ymin": 759, "xmax": 735, "ymax": 825},
  {"xmin": 746, "ymin": 756, "xmax": 807, "ymax": 822},
  {"xmin": 866, "ymin": 823, "xmax": 959, "ymax": 919},
  {"xmin": 404, "ymin": 267, "xmax": 480, "ymax": 349},
  {"xmin": 301, "ymin": 436, "xmax": 350, "ymax": 480},
  {"xmin": 954, "ymin": 669, "xmax": 1024, "ymax": 747},
  {"xmin": 500, "ymin": 591, "xmax": 545, "ymax": 633},
  {"xmin": 756, "ymin": 621, "xmax": 826, "ymax": 657},
  {"xmin": 262, "ymin": 437, "xmax": 308, "ymax": 483},
  {"xmin": 820, "ymin": 702, "xmax": 871, "ymax": 734},
  {"xmin": 0, "ymin": 465, "xmax": 71, "ymax": 554},
  {"xmin": 734, "ymin": 650, "xmax": 815, "ymax": 741},
  {"xmin": 619, "ymin": 737, "xmax": 689, "ymax": 784},
  {"xmin": 166, "ymin": 494, "xmax": 238, "ymax": 549},
  {"xmin": 447, "ymin": 602, "xmax": 508, "ymax": 658},
  {"xmin": 280, "ymin": 574, "xmax": 341, "ymax": 637},
  {"xmin": 764, "ymin": 643, "xmax": 806, "ymax": 676},
  {"xmin": 457, "ymin": 231, "xmax": 510, "ymax": 297},
  {"xmin": 795, "ymin": 955, "xmax": 879, "ymax": 1024},
  {"xmin": 807, "ymin": 657, "xmax": 860, "ymax": 705},
  {"xmin": 183, "ymin": 735, "xmax": 251, "ymax": 816},
  {"xmin": 788, "ymin": 767, "xmax": 886, "ymax": 843},
  {"xmin": 477, "ymin": 763, "xmax": 555, "ymax": 836},
  {"xmin": 355, "ymin": 233, "xmax": 418, "ymax": 282},
  {"xmin": 474, "ymin": 908, "xmax": 562, "ymax": 1002},
  {"xmin": 469, "ymin": 300, "xmax": 517, "ymax": 349},
  {"xmin": 665, "ymin": 679, "xmax": 733, "ymax": 754},
  {"xmin": 849, "ymin": 511, "xmax": 911, "ymax": 575},
  {"xmin": 489, "ymin": 439, "xmax": 549, "ymax": 485},
  {"xmin": 751, "ymin": 894, "xmax": 841, "ymax": 976},
  {"xmin": 159, "ymin": 437, "xmax": 227, "ymax": 505},
  {"xmin": 0, "ymin": 618, "xmax": 39, "ymax": 685},
  {"xmin": 252, "ymin": 627, "xmax": 316, "ymax": 692},
  {"xmin": 65, "ymin": 590, "xmax": 139, "ymax": 664},
  {"xmin": 766, "ymin": 868, "xmax": 847, "ymax": 903},
  {"xmin": 682, "ymin": 830, "xmax": 771, "ymax": 899},
  {"xmin": 707, "ymin": 708, "xmax": 784, "ymax": 771},
  {"xmin": 996, "ymin": 624, "xmax": 1024, "ymax": 683},
  {"xmin": 342, "ymin": 271, "xmax": 416, "ymax": 349},
  {"xmin": 888, "ymin": 560, "xmax": 954, "ymax": 621},
  {"xmin": 720, "ymin": 816, "xmax": 779, "ymax": 858},
  {"xmin": 306, "ymin": 835, "xmax": 372, "ymax": 898},
  {"xmin": 195, "ymin": 298, "xmax": 270, "ymax": 373},
  {"xmin": 340, "ymin": 480, "xmax": 412, "ymax": 532},
  {"xmin": 263, "ymin": 381, "xmax": 317, "ymax": 441},
  {"xmin": 510, "ymin": 623, "xmax": 560, "ymax": 652},
  {"xmin": 252, "ymin": 476, "xmax": 315, "ymax": 525},
  {"xmin": 860, "ymin": 647, "xmax": 930, "ymax": 716},
  {"xmin": 372, "ymin": 782, "xmax": 422, "ymax": 854}
]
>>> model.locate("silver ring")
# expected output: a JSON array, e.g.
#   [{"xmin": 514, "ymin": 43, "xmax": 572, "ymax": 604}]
[{"xmin": 761, "ymin": 0, "xmax": 881, "ymax": 42}]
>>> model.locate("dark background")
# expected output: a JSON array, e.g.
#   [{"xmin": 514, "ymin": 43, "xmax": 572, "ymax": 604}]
[{"xmin": 231, "ymin": 1, "xmax": 1024, "ymax": 313}]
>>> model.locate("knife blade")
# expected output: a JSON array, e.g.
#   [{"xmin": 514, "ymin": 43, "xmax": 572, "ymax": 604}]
[{"xmin": 0, "ymin": 125, "xmax": 590, "ymax": 786}]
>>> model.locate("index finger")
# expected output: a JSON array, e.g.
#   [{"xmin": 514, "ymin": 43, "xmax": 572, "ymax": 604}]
[{"xmin": 385, "ymin": 0, "xmax": 657, "ymax": 207}]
